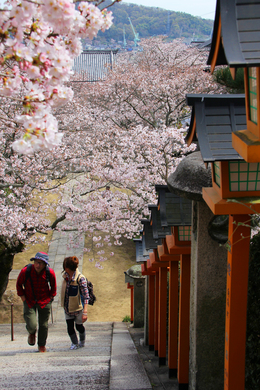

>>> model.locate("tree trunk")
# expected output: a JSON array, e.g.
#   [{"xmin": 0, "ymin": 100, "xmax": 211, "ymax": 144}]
[{"xmin": 0, "ymin": 241, "xmax": 25, "ymax": 301}]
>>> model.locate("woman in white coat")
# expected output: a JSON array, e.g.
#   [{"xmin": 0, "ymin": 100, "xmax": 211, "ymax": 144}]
[{"xmin": 61, "ymin": 256, "xmax": 89, "ymax": 349}]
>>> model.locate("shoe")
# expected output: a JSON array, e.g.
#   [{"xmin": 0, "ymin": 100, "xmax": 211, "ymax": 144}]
[
  {"xmin": 70, "ymin": 343, "xmax": 79, "ymax": 350},
  {"xmin": 28, "ymin": 333, "xmax": 36, "ymax": 346},
  {"xmin": 78, "ymin": 341, "xmax": 85, "ymax": 348},
  {"xmin": 38, "ymin": 346, "xmax": 46, "ymax": 353}
]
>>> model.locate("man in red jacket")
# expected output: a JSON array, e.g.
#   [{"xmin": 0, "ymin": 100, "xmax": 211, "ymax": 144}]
[{"xmin": 16, "ymin": 251, "xmax": 57, "ymax": 352}]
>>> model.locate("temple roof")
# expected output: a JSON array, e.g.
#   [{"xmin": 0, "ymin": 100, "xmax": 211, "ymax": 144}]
[
  {"xmin": 208, "ymin": 0, "xmax": 260, "ymax": 68},
  {"xmin": 133, "ymin": 238, "xmax": 151, "ymax": 262},
  {"xmin": 141, "ymin": 219, "xmax": 162, "ymax": 250},
  {"xmin": 155, "ymin": 185, "xmax": 192, "ymax": 226},
  {"xmin": 185, "ymin": 94, "xmax": 246, "ymax": 162},
  {"xmin": 148, "ymin": 204, "xmax": 171, "ymax": 239}
]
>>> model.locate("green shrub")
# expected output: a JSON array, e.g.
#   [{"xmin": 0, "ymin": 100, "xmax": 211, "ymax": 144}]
[
  {"xmin": 213, "ymin": 67, "xmax": 244, "ymax": 93},
  {"xmin": 122, "ymin": 315, "xmax": 131, "ymax": 322}
]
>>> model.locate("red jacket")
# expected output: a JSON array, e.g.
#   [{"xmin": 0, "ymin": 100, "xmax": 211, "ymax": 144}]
[{"xmin": 16, "ymin": 264, "xmax": 57, "ymax": 308}]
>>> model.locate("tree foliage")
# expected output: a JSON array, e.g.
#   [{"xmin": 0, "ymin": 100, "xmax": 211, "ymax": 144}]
[
  {"xmin": 93, "ymin": 2, "xmax": 213, "ymax": 45},
  {"xmin": 78, "ymin": 38, "xmax": 227, "ymax": 130},
  {"xmin": 213, "ymin": 67, "xmax": 245, "ymax": 94},
  {"xmin": 0, "ymin": 0, "xmax": 113, "ymax": 154}
]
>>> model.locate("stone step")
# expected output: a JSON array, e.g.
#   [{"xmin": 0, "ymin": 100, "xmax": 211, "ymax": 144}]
[
  {"xmin": 0, "ymin": 321, "xmax": 113, "ymax": 390},
  {"xmin": 0, "ymin": 321, "xmax": 152, "ymax": 390},
  {"xmin": 9, "ymin": 269, "xmax": 20, "ymax": 280}
]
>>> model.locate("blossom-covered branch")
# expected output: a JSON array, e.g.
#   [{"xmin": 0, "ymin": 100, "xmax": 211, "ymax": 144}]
[{"xmin": 0, "ymin": 0, "xmax": 113, "ymax": 154}]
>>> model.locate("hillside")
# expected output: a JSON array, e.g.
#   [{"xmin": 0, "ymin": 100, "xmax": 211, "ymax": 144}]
[{"xmin": 89, "ymin": 2, "xmax": 213, "ymax": 48}]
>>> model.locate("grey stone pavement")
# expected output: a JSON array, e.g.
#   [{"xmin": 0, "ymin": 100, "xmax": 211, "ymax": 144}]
[{"xmin": 48, "ymin": 230, "xmax": 85, "ymax": 322}]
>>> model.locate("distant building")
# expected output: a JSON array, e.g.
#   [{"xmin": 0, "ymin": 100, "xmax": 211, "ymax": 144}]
[
  {"xmin": 72, "ymin": 50, "xmax": 118, "ymax": 82},
  {"xmin": 190, "ymin": 38, "xmax": 211, "ymax": 50}
]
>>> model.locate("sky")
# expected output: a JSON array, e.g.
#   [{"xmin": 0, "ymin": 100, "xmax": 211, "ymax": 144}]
[
  {"xmin": 122, "ymin": 0, "xmax": 217, "ymax": 20},
  {"xmin": 0, "ymin": 0, "xmax": 217, "ymax": 20}
]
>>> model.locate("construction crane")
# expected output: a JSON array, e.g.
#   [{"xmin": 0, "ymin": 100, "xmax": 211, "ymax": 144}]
[
  {"xmin": 123, "ymin": 27, "xmax": 127, "ymax": 48},
  {"xmin": 166, "ymin": 10, "xmax": 171, "ymax": 36},
  {"xmin": 128, "ymin": 16, "xmax": 140, "ymax": 47}
]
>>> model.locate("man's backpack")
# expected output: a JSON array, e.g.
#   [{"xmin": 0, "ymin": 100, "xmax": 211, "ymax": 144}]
[
  {"xmin": 24, "ymin": 263, "xmax": 52, "ymax": 302},
  {"xmin": 77, "ymin": 273, "xmax": 96, "ymax": 306},
  {"xmin": 86, "ymin": 280, "xmax": 96, "ymax": 306},
  {"xmin": 24, "ymin": 263, "xmax": 51, "ymax": 287}
]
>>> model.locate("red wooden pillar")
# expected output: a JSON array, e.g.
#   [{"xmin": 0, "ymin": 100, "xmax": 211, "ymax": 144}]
[
  {"xmin": 148, "ymin": 274, "xmax": 155, "ymax": 351},
  {"xmin": 127, "ymin": 283, "xmax": 134, "ymax": 323},
  {"xmin": 141, "ymin": 262, "xmax": 156, "ymax": 351},
  {"xmin": 158, "ymin": 266, "xmax": 168, "ymax": 366},
  {"xmin": 154, "ymin": 270, "xmax": 159, "ymax": 356},
  {"xmin": 224, "ymin": 214, "xmax": 251, "ymax": 390},
  {"xmin": 178, "ymin": 254, "xmax": 190, "ymax": 389},
  {"xmin": 130, "ymin": 286, "xmax": 134, "ymax": 323},
  {"xmin": 168, "ymin": 260, "xmax": 179, "ymax": 377},
  {"xmin": 164, "ymin": 233, "xmax": 191, "ymax": 381}
]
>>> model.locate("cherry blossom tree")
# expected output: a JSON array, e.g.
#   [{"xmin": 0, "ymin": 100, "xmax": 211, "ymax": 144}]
[
  {"xmin": 0, "ymin": 99, "xmax": 195, "ymax": 298},
  {"xmin": 0, "ymin": 0, "xmax": 115, "ymax": 297},
  {"xmin": 79, "ymin": 37, "xmax": 227, "ymax": 130},
  {"xmin": 0, "ymin": 36, "xmax": 227, "ymax": 299}
]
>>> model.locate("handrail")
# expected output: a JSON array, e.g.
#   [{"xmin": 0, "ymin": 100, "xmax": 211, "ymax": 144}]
[
  {"xmin": 0, "ymin": 302, "xmax": 20, "ymax": 340},
  {"xmin": 11, "ymin": 303, "xmax": 13, "ymax": 341},
  {"xmin": 0, "ymin": 302, "xmax": 53, "ymax": 341}
]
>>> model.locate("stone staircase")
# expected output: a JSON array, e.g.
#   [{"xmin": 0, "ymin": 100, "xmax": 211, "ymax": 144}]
[
  {"xmin": 0, "ymin": 321, "xmax": 152, "ymax": 390},
  {"xmin": 0, "ymin": 321, "xmax": 113, "ymax": 390}
]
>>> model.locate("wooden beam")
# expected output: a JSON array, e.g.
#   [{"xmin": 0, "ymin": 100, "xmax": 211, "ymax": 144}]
[
  {"xmin": 130, "ymin": 286, "xmax": 134, "ymax": 323},
  {"xmin": 168, "ymin": 260, "xmax": 179, "ymax": 378},
  {"xmin": 154, "ymin": 271, "xmax": 159, "ymax": 356},
  {"xmin": 178, "ymin": 254, "xmax": 190, "ymax": 389},
  {"xmin": 148, "ymin": 274, "xmax": 155, "ymax": 351},
  {"xmin": 203, "ymin": 186, "xmax": 260, "ymax": 215},
  {"xmin": 224, "ymin": 214, "xmax": 251, "ymax": 390},
  {"xmin": 158, "ymin": 266, "xmax": 168, "ymax": 366}
]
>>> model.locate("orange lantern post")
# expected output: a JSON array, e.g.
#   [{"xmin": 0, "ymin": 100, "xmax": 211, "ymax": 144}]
[
  {"xmin": 207, "ymin": 0, "xmax": 260, "ymax": 379},
  {"xmin": 146, "ymin": 204, "xmax": 171, "ymax": 364},
  {"xmin": 168, "ymin": 260, "xmax": 179, "ymax": 377},
  {"xmin": 224, "ymin": 214, "xmax": 251, "ymax": 389},
  {"xmin": 156, "ymin": 185, "xmax": 192, "ymax": 386},
  {"xmin": 150, "ymin": 249, "xmax": 169, "ymax": 365},
  {"xmin": 141, "ymin": 216, "xmax": 162, "ymax": 356},
  {"xmin": 206, "ymin": 5, "xmax": 260, "ymax": 384},
  {"xmin": 186, "ymin": 91, "xmax": 260, "ymax": 390},
  {"xmin": 160, "ymin": 227, "xmax": 191, "ymax": 388}
]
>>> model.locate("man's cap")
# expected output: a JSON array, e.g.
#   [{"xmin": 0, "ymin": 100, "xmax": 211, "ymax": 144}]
[{"xmin": 30, "ymin": 252, "xmax": 49, "ymax": 265}]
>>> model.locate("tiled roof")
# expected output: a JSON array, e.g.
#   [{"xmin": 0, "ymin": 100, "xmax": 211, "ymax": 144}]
[
  {"xmin": 133, "ymin": 238, "xmax": 150, "ymax": 262},
  {"xmin": 141, "ymin": 219, "xmax": 162, "ymax": 250},
  {"xmin": 208, "ymin": 0, "xmax": 260, "ymax": 67},
  {"xmin": 148, "ymin": 205, "xmax": 172, "ymax": 239},
  {"xmin": 155, "ymin": 185, "xmax": 192, "ymax": 226},
  {"xmin": 185, "ymin": 94, "xmax": 246, "ymax": 162},
  {"xmin": 72, "ymin": 50, "xmax": 118, "ymax": 82}
]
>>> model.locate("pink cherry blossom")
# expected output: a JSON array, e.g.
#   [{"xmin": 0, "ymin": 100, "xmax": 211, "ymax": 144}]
[{"xmin": 0, "ymin": 0, "xmax": 114, "ymax": 153}]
